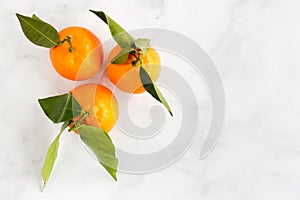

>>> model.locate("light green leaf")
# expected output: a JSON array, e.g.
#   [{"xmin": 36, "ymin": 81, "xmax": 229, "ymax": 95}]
[
  {"xmin": 135, "ymin": 38, "xmax": 150, "ymax": 54},
  {"xmin": 90, "ymin": 10, "xmax": 135, "ymax": 48},
  {"xmin": 16, "ymin": 13, "xmax": 59, "ymax": 48},
  {"xmin": 38, "ymin": 93, "xmax": 82, "ymax": 124},
  {"xmin": 111, "ymin": 46, "xmax": 135, "ymax": 64},
  {"xmin": 79, "ymin": 125, "xmax": 118, "ymax": 181},
  {"xmin": 139, "ymin": 66, "xmax": 173, "ymax": 116},
  {"xmin": 41, "ymin": 122, "xmax": 66, "ymax": 191}
]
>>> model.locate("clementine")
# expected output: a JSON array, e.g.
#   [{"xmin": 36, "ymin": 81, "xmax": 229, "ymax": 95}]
[
  {"xmin": 50, "ymin": 27, "xmax": 103, "ymax": 81},
  {"xmin": 70, "ymin": 83, "xmax": 119, "ymax": 133},
  {"xmin": 106, "ymin": 45, "xmax": 161, "ymax": 94}
]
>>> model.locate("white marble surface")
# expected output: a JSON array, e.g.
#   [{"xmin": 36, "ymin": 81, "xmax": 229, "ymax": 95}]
[{"xmin": 1, "ymin": 0, "xmax": 300, "ymax": 199}]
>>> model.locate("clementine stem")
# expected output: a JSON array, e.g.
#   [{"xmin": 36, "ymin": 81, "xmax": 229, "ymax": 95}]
[
  {"xmin": 68, "ymin": 111, "xmax": 90, "ymax": 132},
  {"xmin": 57, "ymin": 35, "xmax": 74, "ymax": 53}
]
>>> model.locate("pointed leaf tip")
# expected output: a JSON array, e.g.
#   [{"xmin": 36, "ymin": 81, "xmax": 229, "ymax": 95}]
[
  {"xmin": 41, "ymin": 127, "xmax": 65, "ymax": 191},
  {"xmin": 139, "ymin": 66, "xmax": 173, "ymax": 116},
  {"xmin": 79, "ymin": 125, "xmax": 118, "ymax": 181},
  {"xmin": 90, "ymin": 10, "xmax": 134, "ymax": 48},
  {"xmin": 89, "ymin": 10, "xmax": 107, "ymax": 24}
]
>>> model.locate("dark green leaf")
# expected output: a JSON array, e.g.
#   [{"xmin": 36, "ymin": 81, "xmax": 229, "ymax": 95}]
[
  {"xmin": 140, "ymin": 67, "xmax": 173, "ymax": 116},
  {"xmin": 16, "ymin": 13, "xmax": 59, "ymax": 48},
  {"xmin": 111, "ymin": 46, "xmax": 135, "ymax": 64},
  {"xmin": 41, "ymin": 123, "xmax": 66, "ymax": 191},
  {"xmin": 38, "ymin": 93, "xmax": 82, "ymax": 123},
  {"xmin": 90, "ymin": 10, "xmax": 135, "ymax": 48},
  {"xmin": 135, "ymin": 38, "xmax": 150, "ymax": 54},
  {"xmin": 79, "ymin": 125, "xmax": 118, "ymax": 181}
]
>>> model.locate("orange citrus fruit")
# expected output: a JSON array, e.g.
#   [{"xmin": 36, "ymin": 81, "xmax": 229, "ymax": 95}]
[
  {"xmin": 106, "ymin": 45, "xmax": 161, "ymax": 94},
  {"xmin": 70, "ymin": 83, "xmax": 119, "ymax": 133},
  {"xmin": 50, "ymin": 26, "xmax": 103, "ymax": 81}
]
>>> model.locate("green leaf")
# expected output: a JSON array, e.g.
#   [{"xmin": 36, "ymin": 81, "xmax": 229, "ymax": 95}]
[
  {"xmin": 41, "ymin": 123, "xmax": 66, "ymax": 191},
  {"xmin": 32, "ymin": 14, "xmax": 42, "ymax": 21},
  {"xmin": 135, "ymin": 38, "xmax": 150, "ymax": 54},
  {"xmin": 140, "ymin": 67, "xmax": 173, "ymax": 116},
  {"xmin": 16, "ymin": 13, "xmax": 59, "ymax": 48},
  {"xmin": 90, "ymin": 10, "xmax": 135, "ymax": 48},
  {"xmin": 38, "ymin": 93, "xmax": 82, "ymax": 124},
  {"xmin": 79, "ymin": 125, "xmax": 118, "ymax": 181},
  {"xmin": 111, "ymin": 46, "xmax": 135, "ymax": 64}
]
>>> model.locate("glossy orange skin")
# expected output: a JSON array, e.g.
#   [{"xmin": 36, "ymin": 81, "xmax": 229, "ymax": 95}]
[
  {"xmin": 71, "ymin": 84, "xmax": 119, "ymax": 133},
  {"xmin": 50, "ymin": 27, "xmax": 103, "ymax": 81},
  {"xmin": 106, "ymin": 45, "xmax": 161, "ymax": 93}
]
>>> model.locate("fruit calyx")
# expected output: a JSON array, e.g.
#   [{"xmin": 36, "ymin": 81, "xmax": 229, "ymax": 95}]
[{"xmin": 131, "ymin": 49, "xmax": 143, "ymax": 67}]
